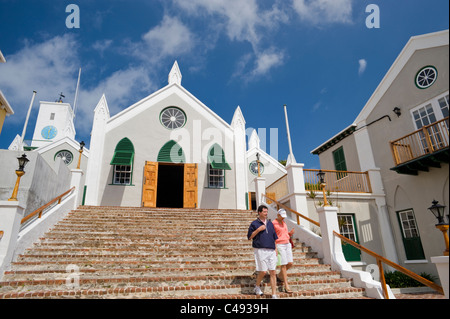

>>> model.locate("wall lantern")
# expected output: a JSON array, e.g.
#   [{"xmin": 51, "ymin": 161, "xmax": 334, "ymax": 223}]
[
  {"xmin": 393, "ymin": 107, "xmax": 401, "ymax": 117},
  {"xmin": 9, "ymin": 154, "xmax": 30, "ymax": 201},
  {"xmin": 317, "ymin": 170, "xmax": 329, "ymax": 206},
  {"xmin": 76, "ymin": 141, "xmax": 85, "ymax": 169}
]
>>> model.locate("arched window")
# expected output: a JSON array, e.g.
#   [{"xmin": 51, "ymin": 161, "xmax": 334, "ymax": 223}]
[
  {"xmin": 157, "ymin": 140, "xmax": 185, "ymax": 163},
  {"xmin": 207, "ymin": 143, "xmax": 231, "ymax": 188},
  {"xmin": 110, "ymin": 138, "xmax": 135, "ymax": 185}
]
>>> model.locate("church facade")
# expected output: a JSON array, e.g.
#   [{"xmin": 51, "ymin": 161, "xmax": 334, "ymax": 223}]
[{"xmin": 84, "ymin": 62, "xmax": 270, "ymax": 210}]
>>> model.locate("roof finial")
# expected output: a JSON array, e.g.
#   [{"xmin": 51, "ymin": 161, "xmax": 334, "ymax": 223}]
[{"xmin": 168, "ymin": 61, "xmax": 182, "ymax": 85}]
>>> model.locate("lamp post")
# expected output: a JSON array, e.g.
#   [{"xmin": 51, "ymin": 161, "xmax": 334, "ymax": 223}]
[
  {"xmin": 317, "ymin": 170, "xmax": 329, "ymax": 206},
  {"xmin": 8, "ymin": 154, "xmax": 29, "ymax": 201},
  {"xmin": 76, "ymin": 141, "xmax": 85, "ymax": 169},
  {"xmin": 256, "ymin": 152, "xmax": 261, "ymax": 177},
  {"xmin": 428, "ymin": 200, "xmax": 449, "ymax": 256}
]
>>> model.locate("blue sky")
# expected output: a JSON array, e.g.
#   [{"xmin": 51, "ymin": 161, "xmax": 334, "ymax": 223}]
[{"xmin": 0, "ymin": 0, "xmax": 448, "ymax": 169}]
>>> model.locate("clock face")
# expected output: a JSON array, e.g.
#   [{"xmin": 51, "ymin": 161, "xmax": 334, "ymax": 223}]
[
  {"xmin": 249, "ymin": 160, "xmax": 264, "ymax": 176},
  {"xmin": 41, "ymin": 125, "xmax": 58, "ymax": 139}
]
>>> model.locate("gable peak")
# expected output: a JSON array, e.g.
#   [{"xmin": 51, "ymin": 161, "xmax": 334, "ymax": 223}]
[{"xmin": 168, "ymin": 61, "xmax": 182, "ymax": 85}]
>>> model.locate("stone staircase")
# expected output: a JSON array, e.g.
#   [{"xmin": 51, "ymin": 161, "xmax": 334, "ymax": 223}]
[{"xmin": 0, "ymin": 206, "xmax": 366, "ymax": 299}]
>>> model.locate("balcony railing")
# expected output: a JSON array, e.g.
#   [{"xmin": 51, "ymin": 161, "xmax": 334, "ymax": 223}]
[
  {"xmin": 390, "ymin": 117, "xmax": 449, "ymax": 166},
  {"xmin": 266, "ymin": 169, "xmax": 373, "ymax": 200},
  {"xmin": 303, "ymin": 169, "xmax": 372, "ymax": 193}
]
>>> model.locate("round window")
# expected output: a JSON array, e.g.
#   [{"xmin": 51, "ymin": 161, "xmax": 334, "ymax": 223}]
[
  {"xmin": 249, "ymin": 160, "xmax": 264, "ymax": 176},
  {"xmin": 415, "ymin": 66, "xmax": 437, "ymax": 89},
  {"xmin": 55, "ymin": 150, "xmax": 73, "ymax": 165},
  {"xmin": 160, "ymin": 107, "xmax": 186, "ymax": 130}
]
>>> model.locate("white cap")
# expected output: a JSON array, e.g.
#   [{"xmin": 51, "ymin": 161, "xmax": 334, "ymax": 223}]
[{"xmin": 277, "ymin": 209, "xmax": 287, "ymax": 218}]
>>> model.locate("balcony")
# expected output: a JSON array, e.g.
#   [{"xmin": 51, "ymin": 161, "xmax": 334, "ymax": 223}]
[
  {"xmin": 390, "ymin": 117, "xmax": 449, "ymax": 175},
  {"xmin": 303, "ymin": 169, "xmax": 372, "ymax": 193},
  {"xmin": 266, "ymin": 169, "xmax": 372, "ymax": 202}
]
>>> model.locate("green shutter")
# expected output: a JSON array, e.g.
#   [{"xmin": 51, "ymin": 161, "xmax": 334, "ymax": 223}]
[
  {"xmin": 110, "ymin": 138, "xmax": 135, "ymax": 165},
  {"xmin": 333, "ymin": 147, "xmax": 347, "ymax": 171},
  {"xmin": 208, "ymin": 144, "xmax": 231, "ymax": 170},
  {"xmin": 157, "ymin": 140, "xmax": 185, "ymax": 163}
]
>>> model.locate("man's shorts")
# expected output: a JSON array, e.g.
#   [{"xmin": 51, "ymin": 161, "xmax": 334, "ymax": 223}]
[
  {"xmin": 253, "ymin": 248, "xmax": 277, "ymax": 271},
  {"xmin": 276, "ymin": 243, "xmax": 294, "ymax": 266}
]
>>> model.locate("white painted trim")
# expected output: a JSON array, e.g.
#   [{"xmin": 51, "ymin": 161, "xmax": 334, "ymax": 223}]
[
  {"xmin": 404, "ymin": 259, "xmax": 429, "ymax": 264},
  {"xmin": 106, "ymin": 83, "xmax": 233, "ymax": 136},
  {"xmin": 34, "ymin": 136, "xmax": 90, "ymax": 157}
]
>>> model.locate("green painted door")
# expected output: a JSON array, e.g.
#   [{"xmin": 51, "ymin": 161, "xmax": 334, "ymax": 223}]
[
  {"xmin": 338, "ymin": 214, "xmax": 361, "ymax": 262},
  {"xmin": 397, "ymin": 209, "xmax": 425, "ymax": 260}
]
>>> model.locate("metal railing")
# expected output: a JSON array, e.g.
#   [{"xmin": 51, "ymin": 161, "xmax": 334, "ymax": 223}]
[
  {"xmin": 334, "ymin": 231, "xmax": 444, "ymax": 299},
  {"xmin": 262, "ymin": 194, "xmax": 444, "ymax": 299},
  {"xmin": 262, "ymin": 193, "xmax": 320, "ymax": 227},
  {"xmin": 390, "ymin": 117, "xmax": 449, "ymax": 166},
  {"xmin": 303, "ymin": 169, "xmax": 372, "ymax": 193}
]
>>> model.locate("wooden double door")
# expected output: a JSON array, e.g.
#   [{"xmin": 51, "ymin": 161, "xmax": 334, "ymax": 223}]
[{"xmin": 142, "ymin": 161, "xmax": 198, "ymax": 208}]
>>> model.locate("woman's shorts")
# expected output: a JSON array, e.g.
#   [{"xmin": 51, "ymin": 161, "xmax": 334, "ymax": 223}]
[
  {"xmin": 276, "ymin": 243, "xmax": 293, "ymax": 266},
  {"xmin": 253, "ymin": 248, "xmax": 277, "ymax": 271}
]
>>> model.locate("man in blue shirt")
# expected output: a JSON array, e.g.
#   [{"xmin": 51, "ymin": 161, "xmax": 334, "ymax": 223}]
[{"xmin": 247, "ymin": 205, "xmax": 279, "ymax": 299}]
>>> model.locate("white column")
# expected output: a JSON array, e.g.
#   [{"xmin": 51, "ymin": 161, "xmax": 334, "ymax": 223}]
[
  {"xmin": 286, "ymin": 163, "xmax": 310, "ymax": 230},
  {"xmin": 354, "ymin": 127, "xmax": 399, "ymax": 264},
  {"xmin": 0, "ymin": 201, "xmax": 25, "ymax": 275},
  {"xmin": 317, "ymin": 205, "xmax": 346, "ymax": 271},
  {"xmin": 254, "ymin": 177, "xmax": 266, "ymax": 208},
  {"xmin": 84, "ymin": 95, "xmax": 109, "ymax": 206},
  {"xmin": 70, "ymin": 169, "xmax": 84, "ymax": 209},
  {"xmin": 431, "ymin": 256, "xmax": 449, "ymax": 299},
  {"xmin": 231, "ymin": 106, "xmax": 248, "ymax": 210}
]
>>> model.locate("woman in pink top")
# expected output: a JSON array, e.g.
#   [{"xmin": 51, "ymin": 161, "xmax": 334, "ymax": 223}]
[{"xmin": 273, "ymin": 209, "xmax": 295, "ymax": 293}]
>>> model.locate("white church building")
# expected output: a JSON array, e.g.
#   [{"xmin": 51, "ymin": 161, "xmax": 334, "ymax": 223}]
[{"xmin": 84, "ymin": 62, "xmax": 285, "ymax": 210}]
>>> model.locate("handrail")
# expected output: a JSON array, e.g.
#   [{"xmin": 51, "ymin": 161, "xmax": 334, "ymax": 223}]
[
  {"xmin": 20, "ymin": 187, "xmax": 76, "ymax": 225},
  {"xmin": 333, "ymin": 231, "xmax": 444, "ymax": 298},
  {"xmin": 262, "ymin": 194, "xmax": 320, "ymax": 227}
]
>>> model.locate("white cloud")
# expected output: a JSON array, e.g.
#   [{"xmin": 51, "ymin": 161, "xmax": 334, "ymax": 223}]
[
  {"xmin": 0, "ymin": 34, "xmax": 79, "ymax": 121},
  {"xmin": 0, "ymin": 35, "xmax": 156, "ymax": 138},
  {"xmin": 292, "ymin": 0, "xmax": 354, "ymax": 25},
  {"xmin": 139, "ymin": 15, "xmax": 196, "ymax": 61},
  {"xmin": 173, "ymin": 0, "xmax": 288, "ymax": 77},
  {"xmin": 252, "ymin": 49, "xmax": 285, "ymax": 76},
  {"xmin": 358, "ymin": 59, "xmax": 367, "ymax": 75},
  {"xmin": 92, "ymin": 39, "xmax": 113, "ymax": 57}
]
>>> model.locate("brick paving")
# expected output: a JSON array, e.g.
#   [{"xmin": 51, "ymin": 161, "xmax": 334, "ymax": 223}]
[
  {"xmin": 0, "ymin": 206, "xmax": 367, "ymax": 299},
  {"xmin": 394, "ymin": 292, "xmax": 446, "ymax": 299}
]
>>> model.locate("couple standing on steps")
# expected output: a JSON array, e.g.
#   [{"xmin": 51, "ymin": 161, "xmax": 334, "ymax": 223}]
[{"xmin": 247, "ymin": 205, "xmax": 295, "ymax": 299}]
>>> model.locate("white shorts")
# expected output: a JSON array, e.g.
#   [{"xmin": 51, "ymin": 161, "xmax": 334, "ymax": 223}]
[
  {"xmin": 253, "ymin": 248, "xmax": 277, "ymax": 272},
  {"xmin": 277, "ymin": 243, "xmax": 293, "ymax": 266}
]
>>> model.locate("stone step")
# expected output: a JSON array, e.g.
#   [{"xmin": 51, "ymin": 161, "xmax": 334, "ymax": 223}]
[
  {"xmin": 0, "ymin": 282, "xmax": 366, "ymax": 299},
  {"xmin": 29, "ymin": 241, "xmax": 310, "ymax": 251},
  {"xmin": 3, "ymin": 262, "xmax": 330, "ymax": 280},
  {"xmin": 0, "ymin": 205, "xmax": 367, "ymax": 299},
  {"xmin": 0, "ymin": 271, "xmax": 348, "ymax": 295},
  {"xmin": 9, "ymin": 258, "xmax": 323, "ymax": 273}
]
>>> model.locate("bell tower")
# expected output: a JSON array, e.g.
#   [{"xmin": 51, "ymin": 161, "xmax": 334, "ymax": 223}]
[{"xmin": 30, "ymin": 96, "xmax": 76, "ymax": 148}]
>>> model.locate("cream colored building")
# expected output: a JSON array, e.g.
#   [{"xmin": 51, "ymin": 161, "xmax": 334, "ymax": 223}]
[{"xmin": 312, "ymin": 30, "xmax": 449, "ymax": 276}]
